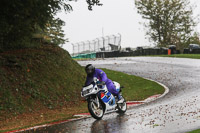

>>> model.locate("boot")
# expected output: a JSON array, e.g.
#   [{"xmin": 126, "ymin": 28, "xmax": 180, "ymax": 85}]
[{"xmin": 117, "ymin": 94, "xmax": 124, "ymax": 104}]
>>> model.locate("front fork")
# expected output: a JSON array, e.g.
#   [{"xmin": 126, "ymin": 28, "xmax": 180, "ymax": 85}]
[
  {"xmin": 87, "ymin": 95, "xmax": 100, "ymax": 108},
  {"xmin": 95, "ymin": 95, "xmax": 100, "ymax": 108}
]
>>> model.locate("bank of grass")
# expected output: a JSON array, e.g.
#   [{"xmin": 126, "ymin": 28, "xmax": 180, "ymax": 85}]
[
  {"xmin": 188, "ymin": 129, "xmax": 200, "ymax": 133},
  {"xmin": 155, "ymin": 54, "xmax": 200, "ymax": 59},
  {"xmin": 0, "ymin": 45, "xmax": 86, "ymax": 132},
  {"xmin": 0, "ymin": 46, "xmax": 165, "ymax": 132}
]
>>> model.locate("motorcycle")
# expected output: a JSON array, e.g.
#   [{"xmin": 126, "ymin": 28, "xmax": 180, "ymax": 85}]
[{"xmin": 81, "ymin": 78, "xmax": 127, "ymax": 119}]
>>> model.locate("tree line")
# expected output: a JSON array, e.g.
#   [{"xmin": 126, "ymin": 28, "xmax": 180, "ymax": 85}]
[{"xmin": 0, "ymin": 0, "xmax": 199, "ymax": 51}]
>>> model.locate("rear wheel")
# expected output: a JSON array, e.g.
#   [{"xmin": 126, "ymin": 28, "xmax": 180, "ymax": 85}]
[
  {"xmin": 88, "ymin": 99, "xmax": 104, "ymax": 119},
  {"xmin": 117, "ymin": 97, "xmax": 127, "ymax": 113}
]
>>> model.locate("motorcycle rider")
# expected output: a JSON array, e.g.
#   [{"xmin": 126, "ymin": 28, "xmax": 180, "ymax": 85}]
[{"xmin": 85, "ymin": 64, "xmax": 123, "ymax": 103}]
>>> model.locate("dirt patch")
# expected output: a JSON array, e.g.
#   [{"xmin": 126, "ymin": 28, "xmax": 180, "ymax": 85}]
[{"xmin": 0, "ymin": 101, "xmax": 88, "ymax": 131}]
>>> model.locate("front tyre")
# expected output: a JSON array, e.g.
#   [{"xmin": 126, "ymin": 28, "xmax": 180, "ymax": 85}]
[
  {"xmin": 88, "ymin": 99, "xmax": 104, "ymax": 120},
  {"xmin": 117, "ymin": 97, "xmax": 127, "ymax": 114}
]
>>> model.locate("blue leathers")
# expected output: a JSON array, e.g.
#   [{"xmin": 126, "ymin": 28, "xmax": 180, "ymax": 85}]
[{"xmin": 85, "ymin": 68, "xmax": 119, "ymax": 96}]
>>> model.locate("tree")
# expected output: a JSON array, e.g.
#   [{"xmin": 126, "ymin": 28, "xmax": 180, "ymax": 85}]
[
  {"xmin": 188, "ymin": 32, "xmax": 200, "ymax": 44},
  {"xmin": 33, "ymin": 18, "xmax": 67, "ymax": 46},
  {"xmin": 135, "ymin": 0, "xmax": 197, "ymax": 50},
  {"xmin": 0, "ymin": 0, "xmax": 73, "ymax": 50},
  {"xmin": 86, "ymin": 0, "xmax": 103, "ymax": 10},
  {"xmin": 47, "ymin": 18, "xmax": 67, "ymax": 45},
  {"xmin": 0, "ymin": 0, "xmax": 102, "ymax": 51}
]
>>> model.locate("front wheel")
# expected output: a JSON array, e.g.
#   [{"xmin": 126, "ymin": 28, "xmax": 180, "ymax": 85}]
[
  {"xmin": 117, "ymin": 97, "xmax": 127, "ymax": 114},
  {"xmin": 88, "ymin": 99, "xmax": 104, "ymax": 120}
]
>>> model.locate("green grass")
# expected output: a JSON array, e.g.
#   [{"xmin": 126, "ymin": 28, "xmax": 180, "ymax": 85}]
[
  {"xmin": 155, "ymin": 54, "xmax": 200, "ymax": 59},
  {"xmin": 102, "ymin": 68, "xmax": 165, "ymax": 101},
  {"xmin": 188, "ymin": 129, "xmax": 200, "ymax": 133}
]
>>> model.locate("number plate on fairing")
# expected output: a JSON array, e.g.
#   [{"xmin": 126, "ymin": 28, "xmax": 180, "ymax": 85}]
[{"xmin": 82, "ymin": 84, "xmax": 93, "ymax": 96}]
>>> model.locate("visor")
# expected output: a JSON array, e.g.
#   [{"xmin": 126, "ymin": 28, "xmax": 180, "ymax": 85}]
[{"xmin": 86, "ymin": 69, "xmax": 93, "ymax": 74}]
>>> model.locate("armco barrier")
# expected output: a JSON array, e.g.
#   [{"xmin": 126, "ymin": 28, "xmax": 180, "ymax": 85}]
[
  {"xmin": 183, "ymin": 49, "xmax": 200, "ymax": 54},
  {"xmin": 190, "ymin": 49, "xmax": 200, "ymax": 54},
  {"xmin": 96, "ymin": 48, "xmax": 168, "ymax": 58},
  {"xmin": 72, "ymin": 53, "xmax": 96, "ymax": 59}
]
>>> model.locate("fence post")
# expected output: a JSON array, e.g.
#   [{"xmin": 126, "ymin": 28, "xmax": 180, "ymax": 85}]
[
  {"xmin": 78, "ymin": 43, "xmax": 80, "ymax": 54},
  {"xmin": 105, "ymin": 36, "xmax": 110, "ymax": 51},
  {"xmin": 114, "ymin": 35, "xmax": 116, "ymax": 45},
  {"xmin": 87, "ymin": 40, "xmax": 90, "ymax": 53},
  {"xmin": 71, "ymin": 43, "xmax": 74, "ymax": 56},
  {"xmin": 102, "ymin": 37, "xmax": 105, "ymax": 51},
  {"xmin": 81, "ymin": 41, "xmax": 85, "ymax": 53},
  {"xmin": 93, "ymin": 40, "xmax": 96, "ymax": 52},
  {"xmin": 118, "ymin": 33, "xmax": 121, "ymax": 50},
  {"xmin": 96, "ymin": 38, "xmax": 100, "ymax": 52}
]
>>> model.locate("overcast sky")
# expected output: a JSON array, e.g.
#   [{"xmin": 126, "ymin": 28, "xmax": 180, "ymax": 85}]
[{"xmin": 57, "ymin": 0, "xmax": 200, "ymax": 54}]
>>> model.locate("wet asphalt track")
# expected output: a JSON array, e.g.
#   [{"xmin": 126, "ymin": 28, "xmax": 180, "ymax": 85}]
[{"xmin": 26, "ymin": 57, "xmax": 200, "ymax": 133}]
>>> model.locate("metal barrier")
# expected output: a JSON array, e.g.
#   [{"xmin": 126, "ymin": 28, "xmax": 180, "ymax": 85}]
[
  {"xmin": 72, "ymin": 53, "xmax": 96, "ymax": 59},
  {"xmin": 71, "ymin": 34, "xmax": 121, "ymax": 56}
]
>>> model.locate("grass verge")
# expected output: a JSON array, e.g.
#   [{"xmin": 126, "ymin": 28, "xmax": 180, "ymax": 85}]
[
  {"xmin": 188, "ymin": 129, "xmax": 200, "ymax": 133},
  {"xmin": 154, "ymin": 54, "xmax": 200, "ymax": 59},
  {"xmin": 102, "ymin": 68, "xmax": 165, "ymax": 101}
]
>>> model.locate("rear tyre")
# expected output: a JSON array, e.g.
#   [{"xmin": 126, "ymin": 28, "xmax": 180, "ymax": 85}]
[
  {"xmin": 88, "ymin": 99, "xmax": 104, "ymax": 120},
  {"xmin": 117, "ymin": 97, "xmax": 127, "ymax": 114}
]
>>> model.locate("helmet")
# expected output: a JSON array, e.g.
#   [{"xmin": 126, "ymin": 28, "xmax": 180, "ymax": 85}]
[{"xmin": 85, "ymin": 64, "xmax": 95, "ymax": 75}]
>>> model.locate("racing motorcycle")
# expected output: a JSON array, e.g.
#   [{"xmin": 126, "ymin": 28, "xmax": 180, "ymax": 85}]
[{"xmin": 81, "ymin": 78, "xmax": 127, "ymax": 119}]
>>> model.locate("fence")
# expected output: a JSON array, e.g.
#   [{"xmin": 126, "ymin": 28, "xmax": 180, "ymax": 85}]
[{"xmin": 71, "ymin": 34, "xmax": 121, "ymax": 56}]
